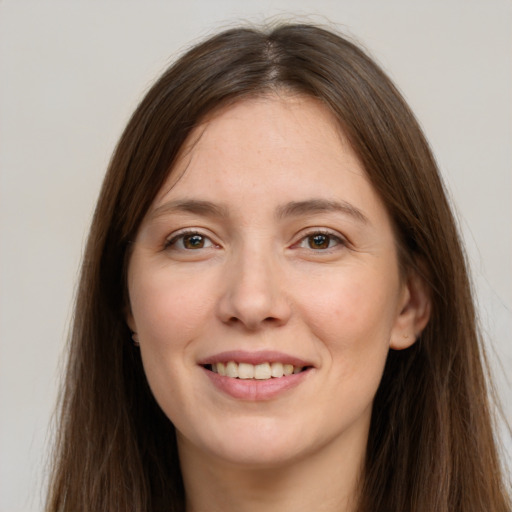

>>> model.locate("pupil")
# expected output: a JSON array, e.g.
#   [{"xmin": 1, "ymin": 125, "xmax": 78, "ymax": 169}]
[
  {"xmin": 310, "ymin": 234, "xmax": 329, "ymax": 249},
  {"xmin": 184, "ymin": 235, "xmax": 204, "ymax": 249}
]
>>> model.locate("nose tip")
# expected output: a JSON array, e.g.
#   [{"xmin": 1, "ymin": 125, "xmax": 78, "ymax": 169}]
[
  {"xmin": 221, "ymin": 293, "xmax": 288, "ymax": 330},
  {"xmin": 216, "ymin": 256, "xmax": 291, "ymax": 331}
]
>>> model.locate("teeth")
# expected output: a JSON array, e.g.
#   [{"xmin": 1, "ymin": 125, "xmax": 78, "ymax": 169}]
[
  {"xmin": 254, "ymin": 363, "xmax": 272, "ymax": 380},
  {"xmin": 226, "ymin": 361, "xmax": 239, "ymax": 378},
  {"xmin": 238, "ymin": 363, "xmax": 254, "ymax": 379},
  {"xmin": 210, "ymin": 361, "xmax": 305, "ymax": 380},
  {"xmin": 283, "ymin": 364, "xmax": 294, "ymax": 376},
  {"xmin": 271, "ymin": 362, "xmax": 284, "ymax": 378},
  {"xmin": 217, "ymin": 362, "xmax": 226, "ymax": 376}
]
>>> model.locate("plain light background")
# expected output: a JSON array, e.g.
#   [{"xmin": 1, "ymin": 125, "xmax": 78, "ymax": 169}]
[{"xmin": 1, "ymin": 1, "xmax": 510, "ymax": 510}]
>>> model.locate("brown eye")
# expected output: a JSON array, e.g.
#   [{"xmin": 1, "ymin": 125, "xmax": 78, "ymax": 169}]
[
  {"xmin": 166, "ymin": 232, "xmax": 215, "ymax": 251},
  {"xmin": 183, "ymin": 234, "xmax": 206, "ymax": 249},
  {"xmin": 296, "ymin": 231, "xmax": 345, "ymax": 251},
  {"xmin": 308, "ymin": 234, "xmax": 330, "ymax": 249}
]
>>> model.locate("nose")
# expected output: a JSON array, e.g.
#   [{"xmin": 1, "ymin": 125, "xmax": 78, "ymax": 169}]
[{"xmin": 216, "ymin": 246, "xmax": 292, "ymax": 331}]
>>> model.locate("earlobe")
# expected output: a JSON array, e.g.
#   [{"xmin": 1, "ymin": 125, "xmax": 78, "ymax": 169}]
[
  {"xmin": 390, "ymin": 271, "xmax": 431, "ymax": 350},
  {"xmin": 125, "ymin": 311, "xmax": 141, "ymax": 346},
  {"xmin": 125, "ymin": 304, "xmax": 137, "ymax": 334}
]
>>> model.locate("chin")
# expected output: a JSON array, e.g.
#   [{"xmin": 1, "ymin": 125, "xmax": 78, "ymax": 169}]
[{"xmin": 177, "ymin": 416, "xmax": 314, "ymax": 469}]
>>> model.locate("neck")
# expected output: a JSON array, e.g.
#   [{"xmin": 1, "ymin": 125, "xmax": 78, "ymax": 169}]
[{"xmin": 177, "ymin": 430, "xmax": 366, "ymax": 512}]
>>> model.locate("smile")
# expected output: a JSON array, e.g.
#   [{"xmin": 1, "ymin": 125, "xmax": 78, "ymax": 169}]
[
  {"xmin": 205, "ymin": 361, "xmax": 306, "ymax": 380},
  {"xmin": 199, "ymin": 351, "xmax": 314, "ymax": 398}
]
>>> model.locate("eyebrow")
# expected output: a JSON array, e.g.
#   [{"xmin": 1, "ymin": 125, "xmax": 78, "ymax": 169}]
[
  {"xmin": 276, "ymin": 199, "xmax": 369, "ymax": 225},
  {"xmin": 149, "ymin": 199, "xmax": 229, "ymax": 220},
  {"xmin": 150, "ymin": 198, "xmax": 369, "ymax": 225}
]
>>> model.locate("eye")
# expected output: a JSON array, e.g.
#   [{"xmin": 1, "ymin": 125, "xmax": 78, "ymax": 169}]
[
  {"xmin": 297, "ymin": 231, "xmax": 345, "ymax": 250},
  {"xmin": 165, "ymin": 231, "xmax": 215, "ymax": 250}
]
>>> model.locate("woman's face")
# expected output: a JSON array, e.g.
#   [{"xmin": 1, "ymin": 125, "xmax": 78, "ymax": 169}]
[{"xmin": 127, "ymin": 95, "xmax": 420, "ymax": 468}]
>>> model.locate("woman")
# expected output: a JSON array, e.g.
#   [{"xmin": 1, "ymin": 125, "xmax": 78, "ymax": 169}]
[{"xmin": 46, "ymin": 24, "xmax": 510, "ymax": 511}]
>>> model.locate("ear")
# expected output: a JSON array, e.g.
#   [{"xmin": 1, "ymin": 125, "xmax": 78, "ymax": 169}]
[
  {"xmin": 390, "ymin": 270, "xmax": 431, "ymax": 350},
  {"xmin": 125, "ymin": 303, "xmax": 137, "ymax": 334},
  {"xmin": 125, "ymin": 308, "xmax": 140, "ymax": 345}
]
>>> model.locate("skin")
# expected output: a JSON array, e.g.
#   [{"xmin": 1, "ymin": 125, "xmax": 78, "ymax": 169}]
[{"xmin": 127, "ymin": 94, "xmax": 430, "ymax": 512}]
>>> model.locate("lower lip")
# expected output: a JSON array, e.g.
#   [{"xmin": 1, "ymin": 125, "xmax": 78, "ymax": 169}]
[{"xmin": 203, "ymin": 367, "xmax": 311, "ymax": 400}]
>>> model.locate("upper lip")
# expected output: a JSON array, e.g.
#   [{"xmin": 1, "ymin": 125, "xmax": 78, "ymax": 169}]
[{"xmin": 198, "ymin": 350, "xmax": 314, "ymax": 367}]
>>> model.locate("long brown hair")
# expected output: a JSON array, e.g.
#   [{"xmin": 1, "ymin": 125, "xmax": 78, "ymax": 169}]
[{"xmin": 46, "ymin": 24, "xmax": 510, "ymax": 511}]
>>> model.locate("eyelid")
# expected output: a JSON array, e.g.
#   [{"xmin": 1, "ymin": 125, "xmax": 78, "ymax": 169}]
[
  {"xmin": 292, "ymin": 228, "xmax": 348, "ymax": 250},
  {"xmin": 164, "ymin": 228, "xmax": 219, "ymax": 250},
  {"xmin": 163, "ymin": 227, "xmax": 348, "ymax": 251}
]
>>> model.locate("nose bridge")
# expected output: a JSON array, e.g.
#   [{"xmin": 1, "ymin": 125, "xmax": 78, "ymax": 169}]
[{"xmin": 217, "ymin": 237, "xmax": 290, "ymax": 329}]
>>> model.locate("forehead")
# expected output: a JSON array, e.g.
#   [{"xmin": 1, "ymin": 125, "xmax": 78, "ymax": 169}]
[{"xmin": 150, "ymin": 94, "xmax": 384, "ymax": 222}]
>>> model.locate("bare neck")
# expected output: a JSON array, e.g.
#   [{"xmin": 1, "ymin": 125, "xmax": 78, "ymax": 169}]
[{"xmin": 177, "ymin": 430, "xmax": 366, "ymax": 512}]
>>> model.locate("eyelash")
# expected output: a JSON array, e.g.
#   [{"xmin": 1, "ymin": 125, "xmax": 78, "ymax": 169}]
[
  {"xmin": 164, "ymin": 230, "xmax": 217, "ymax": 250},
  {"xmin": 164, "ymin": 228, "xmax": 347, "ymax": 252},
  {"xmin": 294, "ymin": 229, "xmax": 347, "ymax": 252}
]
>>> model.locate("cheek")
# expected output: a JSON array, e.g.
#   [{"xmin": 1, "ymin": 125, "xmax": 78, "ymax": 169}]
[
  {"xmin": 128, "ymin": 266, "xmax": 215, "ymax": 351},
  {"xmin": 296, "ymin": 265, "xmax": 400, "ymax": 361},
  {"xmin": 128, "ymin": 266, "xmax": 217, "ymax": 419},
  {"xmin": 284, "ymin": 266, "xmax": 400, "ymax": 441}
]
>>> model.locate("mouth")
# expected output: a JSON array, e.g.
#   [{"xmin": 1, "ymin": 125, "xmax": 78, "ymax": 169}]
[
  {"xmin": 202, "ymin": 361, "xmax": 312, "ymax": 380},
  {"xmin": 199, "ymin": 352, "xmax": 314, "ymax": 400}
]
